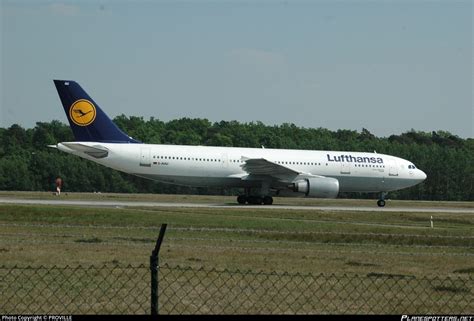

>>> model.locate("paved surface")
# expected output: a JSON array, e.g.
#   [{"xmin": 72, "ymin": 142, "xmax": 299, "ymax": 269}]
[{"xmin": 0, "ymin": 197, "xmax": 472, "ymax": 214}]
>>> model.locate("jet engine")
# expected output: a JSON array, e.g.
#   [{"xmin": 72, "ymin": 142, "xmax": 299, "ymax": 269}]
[{"xmin": 290, "ymin": 177, "xmax": 339, "ymax": 198}]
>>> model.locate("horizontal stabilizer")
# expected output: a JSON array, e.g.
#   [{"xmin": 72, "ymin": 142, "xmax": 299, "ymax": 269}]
[{"xmin": 60, "ymin": 142, "xmax": 109, "ymax": 158}]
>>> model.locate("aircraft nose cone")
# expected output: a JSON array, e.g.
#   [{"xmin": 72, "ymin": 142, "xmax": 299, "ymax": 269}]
[{"xmin": 419, "ymin": 170, "xmax": 427, "ymax": 181}]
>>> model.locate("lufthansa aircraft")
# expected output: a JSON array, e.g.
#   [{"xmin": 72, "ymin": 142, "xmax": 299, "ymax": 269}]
[{"xmin": 51, "ymin": 80, "xmax": 427, "ymax": 207}]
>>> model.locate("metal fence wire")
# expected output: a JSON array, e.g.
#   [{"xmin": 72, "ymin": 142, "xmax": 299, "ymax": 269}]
[
  {"xmin": 0, "ymin": 264, "xmax": 149, "ymax": 314},
  {"xmin": 1, "ymin": 264, "xmax": 472, "ymax": 314}
]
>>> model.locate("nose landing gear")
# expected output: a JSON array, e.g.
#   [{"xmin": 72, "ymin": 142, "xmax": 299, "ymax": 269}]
[{"xmin": 377, "ymin": 192, "xmax": 388, "ymax": 207}]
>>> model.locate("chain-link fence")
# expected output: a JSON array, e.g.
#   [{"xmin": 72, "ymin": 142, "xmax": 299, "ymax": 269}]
[
  {"xmin": 0, "ymin": 264, "xmax": 149, "ymax": 314},
  {"xmin": 1, "ymin": 263, "xmax": 472, "ymax": 314}
]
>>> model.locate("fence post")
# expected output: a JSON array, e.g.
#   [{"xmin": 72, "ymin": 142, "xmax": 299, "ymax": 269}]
[{"xmin": 150, "ymin": 223, "xmax": 167, "ymax": 315}]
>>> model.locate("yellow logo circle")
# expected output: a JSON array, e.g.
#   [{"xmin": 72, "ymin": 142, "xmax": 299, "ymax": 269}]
[{"xmin": 69, "ymin": 100, "xmax": 97, "ymax": 126}]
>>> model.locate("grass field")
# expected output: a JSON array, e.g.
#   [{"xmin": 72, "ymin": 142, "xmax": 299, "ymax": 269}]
[
  {"xmin": 0, "ymin": 192, "xmax": 472, "ymax": 276},
  {"xmin": 0, "ymin": 192, "xmax": 473, "ymax": 314}
]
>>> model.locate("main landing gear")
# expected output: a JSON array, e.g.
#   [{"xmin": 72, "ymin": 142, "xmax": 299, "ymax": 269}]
[
  {"xmin": 377, "ymin": 192, "xmax": 388, "ymax": 207},
  {"xmin": 237, "ymin": 185, "xmax": 273, "ymax": 205},
  {"xmin": 236, "ymin": 195, "xmax": 273, "ymax": 205}
]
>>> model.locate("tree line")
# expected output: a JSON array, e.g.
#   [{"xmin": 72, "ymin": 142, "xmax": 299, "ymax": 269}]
[{"xmin": 0, "ymin": 116, "xmax": 472, "ymax": 201}]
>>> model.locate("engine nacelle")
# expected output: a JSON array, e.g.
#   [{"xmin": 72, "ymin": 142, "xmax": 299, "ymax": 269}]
[{"xmin": 290, "ymin": 177, "xmax": 339, "ymax": 198}]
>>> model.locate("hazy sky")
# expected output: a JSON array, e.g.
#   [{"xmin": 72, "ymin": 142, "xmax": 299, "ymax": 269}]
[{"xmin": 1, "ymin": 0, "xmax": 473, "ymax": 138}]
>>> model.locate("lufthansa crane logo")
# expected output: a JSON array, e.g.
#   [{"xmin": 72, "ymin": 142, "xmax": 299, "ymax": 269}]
[{"xmin": 69, "ymin": 99, "xmax": 97, "ymax": 126}]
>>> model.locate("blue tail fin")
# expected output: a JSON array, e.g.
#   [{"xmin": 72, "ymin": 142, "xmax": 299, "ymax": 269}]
[{"xmin": 53, "ymin": 80, "xmax": 141, "ymax": 143}]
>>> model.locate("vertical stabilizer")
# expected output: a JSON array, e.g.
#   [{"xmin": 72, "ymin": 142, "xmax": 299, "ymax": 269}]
[{"xmin": 53, "ymin": 80, "xmax": 141, "ymax": 143}]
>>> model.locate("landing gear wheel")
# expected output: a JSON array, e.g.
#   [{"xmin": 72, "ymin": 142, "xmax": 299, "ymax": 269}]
[
  {"xmin": 377, "ymin": 199, "xmax": 386, "ymax": 207},
  {"xmin": 263, "ymin": 196, "xmax": 273, "ymax": 205},
  {"xmin": 237, "ymin": 195, "xmax": 247, "ymax": 205},
  {"xmin": 248, "ymin": 196, "xmax": 263, "ymax": 205}
]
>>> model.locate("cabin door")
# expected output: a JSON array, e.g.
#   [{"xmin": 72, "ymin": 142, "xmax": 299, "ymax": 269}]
[
  {"xmin": 340, "ymin": 162, "xmax": 351, "ymax": 174},
  {"xmin": 221, "ymin": 152, "xmax": 229, "ymax": 168},
  {"xmin": 388, "ymin": 159, "xmax": 398, "ymax": 176},
  {"xmin": 140, "ymin": 147, "xmax": 151, "ymax": 167}
]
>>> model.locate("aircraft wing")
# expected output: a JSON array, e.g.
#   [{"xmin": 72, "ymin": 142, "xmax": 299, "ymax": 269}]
[{"xmin": 241, "ymin": 158, "xmax": 302, "ymax": 181}]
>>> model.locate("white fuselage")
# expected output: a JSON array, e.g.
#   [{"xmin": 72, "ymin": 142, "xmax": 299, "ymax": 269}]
[{"xmin": 57, "ymin": 142, "xmax": 427, "ymax": 194}]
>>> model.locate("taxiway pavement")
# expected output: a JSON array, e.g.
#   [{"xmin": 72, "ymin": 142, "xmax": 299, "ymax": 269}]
[{"xmin": 0, "ymin": 197, "xmax": 472, "ymax": 214}]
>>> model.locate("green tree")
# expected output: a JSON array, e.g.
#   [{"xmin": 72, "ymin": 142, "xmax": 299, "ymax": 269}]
[{"xmin": 0, "ymin": 119, "xmax": 471, "ymax": 201}]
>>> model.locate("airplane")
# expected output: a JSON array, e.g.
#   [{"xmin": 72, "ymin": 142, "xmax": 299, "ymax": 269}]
[{"xmin": 50, "ymin": 80, "xmax": 427, "ymax": 207}]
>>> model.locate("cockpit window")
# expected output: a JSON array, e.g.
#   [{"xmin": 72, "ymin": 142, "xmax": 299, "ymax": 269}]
[{"xmin": 408, "ymin": 164, "xmax": 417, "ymax": 169}]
